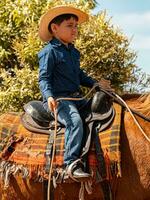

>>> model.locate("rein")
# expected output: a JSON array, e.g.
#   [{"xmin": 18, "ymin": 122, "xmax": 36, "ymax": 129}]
[
  {"xmin": 101, "ymin": 89, "xmax": 150, "ymax": 143},
  {"xmin": 128, "ymin": 109, "xmax": 150, "ymax": 122},
  {"xmin": 101, "ymin": 89, "xmax": 150, "ymax": 122}
]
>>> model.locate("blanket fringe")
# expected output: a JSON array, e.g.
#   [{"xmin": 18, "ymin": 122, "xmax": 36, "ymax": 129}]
[
  {"xmin": 0, "ymin": 160, "xmax": 29, "ymax": 188},
  {"xmin": 79, "ymin": 180, "xmax": 93, "ymax": 200},
  {"xmin": 0, "ymin": 160, "xmax": 48, "ymax": 188},
  {"xmin": 104, "ymin": 150, "xmax": 121, "ymax": 180}
]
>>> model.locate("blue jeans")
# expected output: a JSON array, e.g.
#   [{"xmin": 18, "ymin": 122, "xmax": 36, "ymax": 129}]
[{"xmin": 44, "ymin": 99, "xmax": 89, "ymax": 165}]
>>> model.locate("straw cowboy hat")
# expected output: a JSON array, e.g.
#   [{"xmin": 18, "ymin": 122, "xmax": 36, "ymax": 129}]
[{"xmin": 38, "ymin": 5, "xmax": 89, "ymax": 42}]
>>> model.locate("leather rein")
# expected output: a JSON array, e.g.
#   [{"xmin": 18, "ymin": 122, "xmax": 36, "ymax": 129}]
[{"xmin": 102, "ymin": 89, "xmax": 150, "ymax": 122}]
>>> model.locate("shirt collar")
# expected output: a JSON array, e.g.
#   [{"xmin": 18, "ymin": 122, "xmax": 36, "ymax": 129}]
[{"xmin": 50, "ymin": 37, "xmax": 74, "ymax": 50}]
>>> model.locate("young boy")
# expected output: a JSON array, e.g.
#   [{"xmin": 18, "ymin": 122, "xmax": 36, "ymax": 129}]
[{"xmin": 38, "ymin": 6, "xmax": 110, "ymax": 179}]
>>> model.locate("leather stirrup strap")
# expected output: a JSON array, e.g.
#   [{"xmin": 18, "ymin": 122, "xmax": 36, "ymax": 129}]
[
  {"xmin": 80, "ymin": 121, "xmax": 94, "ymax": 158},
  {"xmin": 101, "ymin": 180, "xmax": 113, "ymax": 200},
  {"xmin": 94, "ymin": 122, "xmax": 107, "ymax": 179}
]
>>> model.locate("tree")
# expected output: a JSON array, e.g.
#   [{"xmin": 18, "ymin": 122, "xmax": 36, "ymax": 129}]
[
  {"xmin": 0, "ymin": 67, "xmax": 40, "ymax": 112},
  {"xmin": 0, "ymin": 0, "xmax": 149, "ymax": 113}
]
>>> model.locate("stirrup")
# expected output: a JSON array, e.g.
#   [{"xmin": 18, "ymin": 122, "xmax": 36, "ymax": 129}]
[{"xmin": 67, "ymin": 159, "xmax": 90, "ymax": 182}]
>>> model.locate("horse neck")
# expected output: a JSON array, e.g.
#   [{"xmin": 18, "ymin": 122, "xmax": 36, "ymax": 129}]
[{"xmin": 120, "ymin": 110, "xmax": 150, "ymax": 189}]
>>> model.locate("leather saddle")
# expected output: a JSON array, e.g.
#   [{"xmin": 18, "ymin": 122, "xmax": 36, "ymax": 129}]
[{"xmin": 21, "ymin": 91, "xmax": 115, "ymax": 135}]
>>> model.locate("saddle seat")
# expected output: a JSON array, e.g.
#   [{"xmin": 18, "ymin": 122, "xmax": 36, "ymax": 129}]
[
  {"xmin": 21, "ymin": 91, "xmax": 115, "ymax": 134},
  {"xmin": 21, "ymin": 101, "xmax": 64, "ymax": 135}
]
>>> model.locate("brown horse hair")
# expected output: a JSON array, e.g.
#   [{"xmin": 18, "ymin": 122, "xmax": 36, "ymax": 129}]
[{"xmin": 122, "ymin": 93, "xmax": 150, "ymax": 117}]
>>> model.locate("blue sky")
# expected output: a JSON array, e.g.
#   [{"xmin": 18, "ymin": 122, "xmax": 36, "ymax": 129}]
[{"xmin": 93, "ymin": 0, "xmax": 150, "ymax": 75}]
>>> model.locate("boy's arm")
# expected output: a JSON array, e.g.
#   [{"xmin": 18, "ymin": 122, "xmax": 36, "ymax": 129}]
[
  {"xmin": 38, "ymin": 50, "xmax": 54, "ymax": 100},
  {"xmin": 79, "ymin": 69, "xmax": 113, "ymax": 91},
  {"xmin": 79, "ymin": 68, "xmax": 97, "ymax": 88}
]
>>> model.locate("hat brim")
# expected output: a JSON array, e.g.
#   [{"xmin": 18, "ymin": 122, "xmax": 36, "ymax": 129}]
[{"xmin": 38, "ymin": 6, "xmax": 89, "ymax": 42}]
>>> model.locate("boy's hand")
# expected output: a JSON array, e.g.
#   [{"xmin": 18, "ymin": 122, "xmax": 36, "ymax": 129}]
[
  {"xmin": 99, "ymin": 78, "xmax": 114, "ymax": 92},
  {"xmin": 48, "ymin": 97, "xmax": 57, "ymax": 112}
]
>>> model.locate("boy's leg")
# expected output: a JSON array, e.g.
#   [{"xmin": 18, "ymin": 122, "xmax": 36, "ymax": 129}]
[
  {"xmin": 57, "ymin": 100, "xmax": 83, "ymax": 165},
  {"xmin": 44, "ymin": 99, "xmax": 90, "ymax": 178}
]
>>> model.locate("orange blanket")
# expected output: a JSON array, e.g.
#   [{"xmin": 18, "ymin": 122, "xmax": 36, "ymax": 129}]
[{"xmin": 0, "ymin": 103, "xmax": 122, "ymax": 181}]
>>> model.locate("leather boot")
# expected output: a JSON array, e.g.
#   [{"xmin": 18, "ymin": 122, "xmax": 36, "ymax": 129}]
[{"xmin": 73, "ymin": 167, "xmax": 90, "ymax": 178}]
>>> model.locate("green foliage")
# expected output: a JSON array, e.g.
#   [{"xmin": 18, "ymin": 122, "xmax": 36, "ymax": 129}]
[
  {"xmin": 0, "ymin": 0, "xmax": 46, "ymax": 69},
  {"xmin": 0, "ymin": 0, "xmax": 149, "ymax": 113},
  {"xmin": 0, "ymin": 67, "xmax": 40, "ymax": 113},
  {"xmin": 12, "ymin": 23, "xmax": 42, "ymax": 69},
  {"xmin": 125, "ymin": 69, "xmax": 150, "ymax": 93},
  {"xmin": 76, "ymin": 12, "xmax": 138, "ymax": 92}
]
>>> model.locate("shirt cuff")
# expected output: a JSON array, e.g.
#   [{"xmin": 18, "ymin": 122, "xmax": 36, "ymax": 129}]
[{"xmin": 45, "ymin": 91, "xmax": 54, "ymax": 101}]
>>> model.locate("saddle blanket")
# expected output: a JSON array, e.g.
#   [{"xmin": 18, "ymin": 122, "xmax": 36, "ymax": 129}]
[{"xmin": 0, "ymin": 103, "xmax": 122, "ymax": 183}]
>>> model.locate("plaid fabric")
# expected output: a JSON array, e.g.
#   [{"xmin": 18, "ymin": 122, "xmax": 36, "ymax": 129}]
[
  {"xmin": 0, "ymin": 103, "xmax": 122, "ymax": 180},
  {"xmin": 100, "ymin": 103, "xmax": 122, "ymax": 178},
  {"xmin": 0, "ymin": 113, "xmax": 49, "ymax": 179},
  {"xmin": 88, "ymin": 103, "xmax": 122, "ymax": 179}
]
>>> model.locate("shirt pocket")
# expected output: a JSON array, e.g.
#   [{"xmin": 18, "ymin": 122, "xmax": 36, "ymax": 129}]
[
  {"xmin": 55, "ymin": 52, "xmax": 66, "ymax": 65},
  {"xmin": 54, "ymin": 52, "xmax": 69, "ymax": 74}
]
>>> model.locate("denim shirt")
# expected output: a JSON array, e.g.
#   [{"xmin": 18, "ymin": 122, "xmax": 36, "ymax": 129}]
[{"xmin": 38, "ymin": 38, "xmax": 96, "ymax": 102}]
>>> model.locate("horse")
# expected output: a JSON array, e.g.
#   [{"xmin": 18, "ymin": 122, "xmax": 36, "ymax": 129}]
[{"xmin": 0, "ymin": 93, "xmax": 150, "ymax": 200}]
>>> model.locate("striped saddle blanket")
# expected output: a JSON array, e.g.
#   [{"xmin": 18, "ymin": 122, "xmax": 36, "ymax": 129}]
[{"xmin": 0, "ymin": 103, "xmax": 122, "ymax": 183}]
